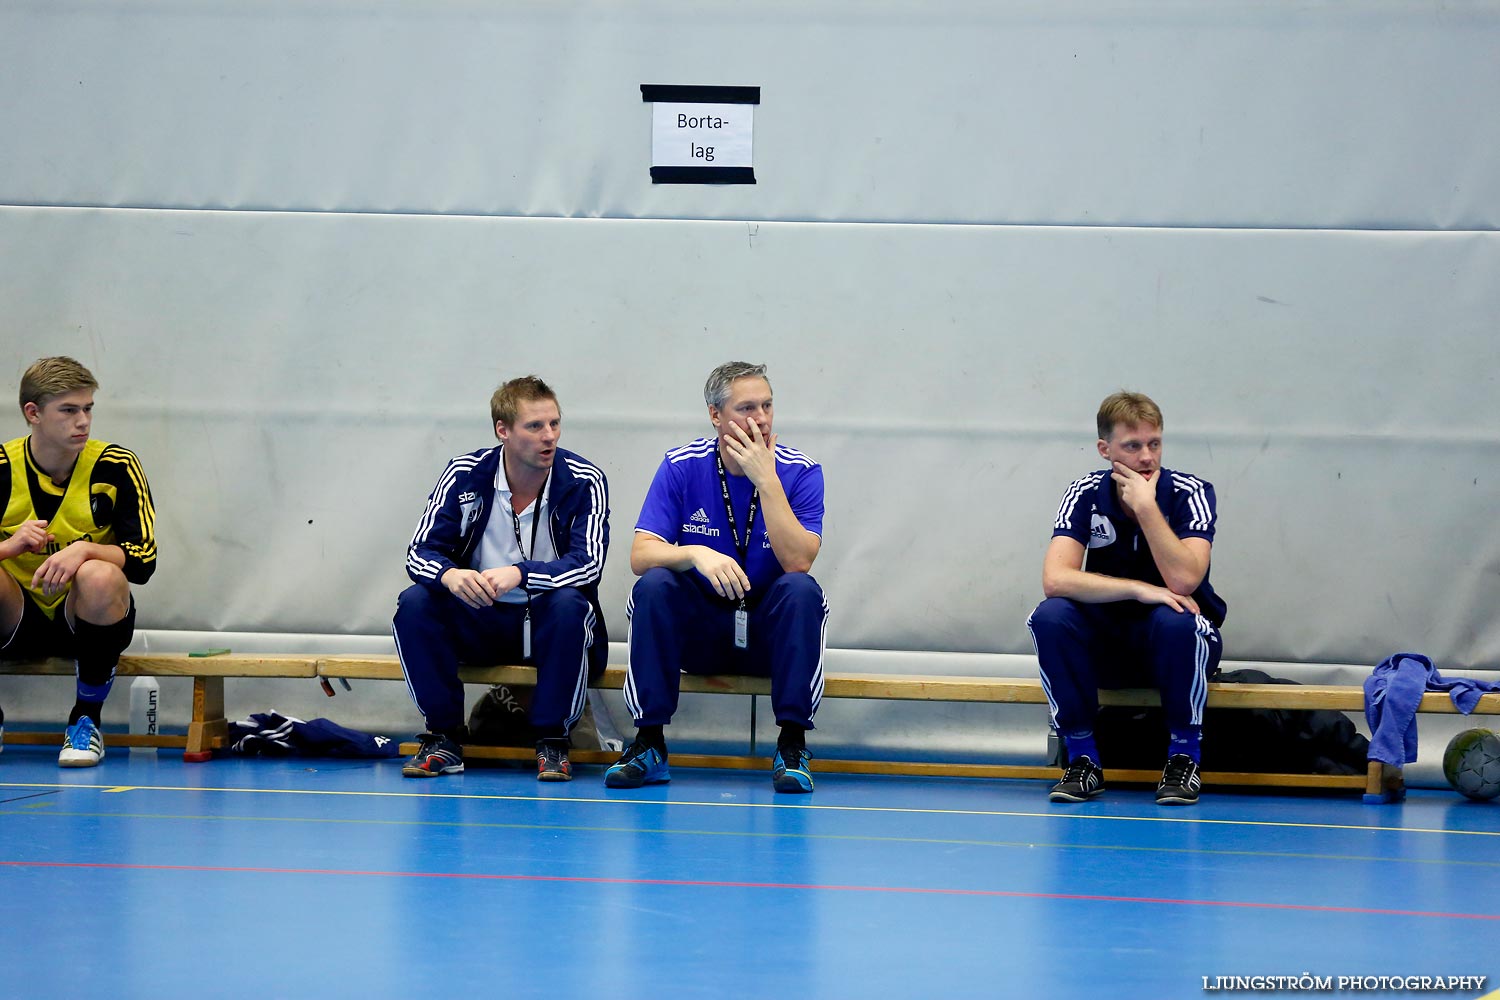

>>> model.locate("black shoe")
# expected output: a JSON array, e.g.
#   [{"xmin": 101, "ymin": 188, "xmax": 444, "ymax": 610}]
[
  {"xmin": 536, "ymin": 739, "xmax": 572, "ymax": 782},
  {"xmin": 1049, "ymin": 756, "xmax": 1105, "ymax": 803},
  {"xmin": 402, "ymin": 732, "xmax": 464, "ymax": 778},
  {"xmin": 1156, "ymin": 754, "xmax": 1202, "ymax": 805},
  {"xmin": 603, "ymin": 739, "xmax": 670, "ymax": 788}
]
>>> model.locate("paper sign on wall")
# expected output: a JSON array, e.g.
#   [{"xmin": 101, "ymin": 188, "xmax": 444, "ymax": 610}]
[{"xmin": 640, "ymin": 84, "xmax": 758, "ymax": 184}]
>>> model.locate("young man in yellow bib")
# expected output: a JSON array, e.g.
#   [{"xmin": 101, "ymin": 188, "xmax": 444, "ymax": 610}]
[{"xmin": 0, "ymin": 357, "xmax": 157, "ymax": 766}]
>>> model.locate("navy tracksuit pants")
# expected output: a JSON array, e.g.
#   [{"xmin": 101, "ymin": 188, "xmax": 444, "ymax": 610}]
[
  {"xmin": 393, "ymin": 583, "xmax": 597, "ymax": 739},
  {"xmin": 1027, "ymin": 597, "xmax": 1222, "ymax": 735},
  {"xmin": 624, "ymin": 567, "xmax": 828, "ymax": 729}
]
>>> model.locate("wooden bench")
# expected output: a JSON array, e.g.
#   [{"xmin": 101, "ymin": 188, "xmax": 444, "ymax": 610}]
[
  {"xmin": 0, "ymin": 654, "xmax": 320, "ymax": 761},
  {"xmin": 317, "ymin": 655, "xmax": 1500, "ymax": 798},
  {"xmin": 8, "ymin": 652, "xmax": 1491, "ymax": 796}
]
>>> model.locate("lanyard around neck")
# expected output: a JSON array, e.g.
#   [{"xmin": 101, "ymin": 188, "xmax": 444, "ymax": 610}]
[
  {"xmin": 714, "ymin": 450, "xmax": 758, "ymax": 566},
  {"xmin": 509, "ymin": 472, "xmax": 549, "ymax": 560}
]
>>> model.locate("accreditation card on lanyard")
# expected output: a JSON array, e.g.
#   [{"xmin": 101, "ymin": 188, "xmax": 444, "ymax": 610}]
[
  {"xmin": 510, "ymin": 473, "xmax": 549, "ymax": 658},
  {"xmin": 715, "ymin": 452, "xmax": 758, "ymax": 648}
]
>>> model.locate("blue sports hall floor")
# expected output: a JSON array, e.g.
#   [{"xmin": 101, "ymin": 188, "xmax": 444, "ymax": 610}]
[{"xmin": 2, "ymin": 747, "xmax": 1496, "ymax": 1000}]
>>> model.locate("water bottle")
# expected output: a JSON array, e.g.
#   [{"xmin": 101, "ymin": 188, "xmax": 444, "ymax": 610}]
[{"xmin": 129, "ymin": 676, "xmax": 159, "ymax": 754}]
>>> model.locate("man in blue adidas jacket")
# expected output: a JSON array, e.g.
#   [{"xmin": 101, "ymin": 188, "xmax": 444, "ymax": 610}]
[
  {"xmin": 394, "ymin": 376, "xmax": 609, "ymax": 781},
  {"xmin": 1028, "ymin": 391, "xmax": 1227, "ymax": 806}
]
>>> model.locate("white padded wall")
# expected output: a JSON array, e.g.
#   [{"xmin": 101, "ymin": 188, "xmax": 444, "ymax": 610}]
[
  {"xmin": 1, "ymin": 1, "xmax": 1497, "ymax": 671},
  {"xmin": 3, "ymin": 1, "xmax": 1497, "ymax": 228}
]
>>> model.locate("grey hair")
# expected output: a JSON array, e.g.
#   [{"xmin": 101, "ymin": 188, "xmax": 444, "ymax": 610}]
[{"xmin": 703, "ymin": 361, "xmax": 770, "ymax": 409}]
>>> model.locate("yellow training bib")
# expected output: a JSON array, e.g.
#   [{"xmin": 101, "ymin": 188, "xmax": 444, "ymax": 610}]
[{"xmin": 2, "ymin": 436, "xmax": 115, "ymax": 617}]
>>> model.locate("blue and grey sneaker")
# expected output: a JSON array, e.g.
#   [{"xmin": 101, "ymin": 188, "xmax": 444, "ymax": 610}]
[
  {"xmin": 60, "ymin": 716, "xmax": 105, "ymax": 767},
  {"xmin": 402, "ymin": 732, "xmax": 465, "ymax": 778},
  {"xmin": 772, "ymin": 745, "xmax": 814, "ymax": 793},
  {"xmin": 604, "ymin": 740, "xmax": 670, "ymax": 788}
]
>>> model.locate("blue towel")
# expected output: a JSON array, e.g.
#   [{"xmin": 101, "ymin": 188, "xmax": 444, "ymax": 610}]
[{"xmin": 1364, "ymin": 652, "xmax": 1500, "ymax": 766}]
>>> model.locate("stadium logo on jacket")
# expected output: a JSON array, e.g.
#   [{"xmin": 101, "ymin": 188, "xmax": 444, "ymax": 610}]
[{"xmin": 460, "ymin": 497, "xmax": 484, "ymax": 534}]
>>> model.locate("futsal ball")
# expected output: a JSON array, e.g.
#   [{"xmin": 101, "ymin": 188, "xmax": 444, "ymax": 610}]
[{"xmin": 1442, "ymin": 728, "xmax": 1500, "ymax": 802}]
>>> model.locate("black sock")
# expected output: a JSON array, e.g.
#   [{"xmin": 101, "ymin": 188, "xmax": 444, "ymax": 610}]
[
  {"xmin": 69, "ymin": 702, "xmax": 105, "ymax": 727},
  {"xmin": 777, "ymin": 723, "xmax": 806, "ymax": 752},
  {"xmin": 71, "ymin": 602, "xmax": 136, "ymax": 726},
  {"xmin": 636, "ymin": 724, "xmax": 665, "ymax": 751}
]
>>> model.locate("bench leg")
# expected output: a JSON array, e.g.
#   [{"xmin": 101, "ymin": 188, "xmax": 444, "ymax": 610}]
[
  {"xmin": 1364, "ymin": 759, "xmax": 1406, "ymax": 804},
  {"xmin": 184, "ymin": 676, "xmax": 228, "ymax": 762}
]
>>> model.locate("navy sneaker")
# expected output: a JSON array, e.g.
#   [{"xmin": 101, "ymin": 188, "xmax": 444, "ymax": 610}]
[
  {"xmin": 604, "ymin": 740, "xmax": 670, "ymax": 788},
  {"xmin": 59, "ymin": 716, "xmax": 105, "ymax": 767},
  {"xmin": 772, "ymin": 745, "xmax": 814, "ymax": 793},
  {"xmin": 1156, "ymin": 754, "xmax": 1202, "ymax": 805},
  {"xmin": 1049, "ymin": 756, "xmax": 1104, "ymax": 802},
  {"xmin": 536, "ymin": 740, "xmax": 572, "ymax": 782},
  {"xmin": 402, "ymin": 732, "xmax": 464, "ymax": 778}
]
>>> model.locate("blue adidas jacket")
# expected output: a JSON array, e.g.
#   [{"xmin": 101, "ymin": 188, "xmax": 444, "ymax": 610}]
[{"xmin": 404, "ymin": 444, "xmax": 611, "ymax": 666}]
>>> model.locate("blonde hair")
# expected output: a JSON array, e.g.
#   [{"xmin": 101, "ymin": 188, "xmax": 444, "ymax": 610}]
[
  {"xmin": 20, "ymin": 356, "xmax": 98, "ymax": 412},
  {"xmin": 1096, "ymin": 391, "xmax": 1163, "ymax": 441},
  {"xmin": 490, "ymin": 375, "xmax": 558, "ymax": 428}
]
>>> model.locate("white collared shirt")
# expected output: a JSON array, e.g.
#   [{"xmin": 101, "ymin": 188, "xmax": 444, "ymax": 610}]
[{"xmin": 473, "ymin": 462, "xmax": 557, "ymax": 605}]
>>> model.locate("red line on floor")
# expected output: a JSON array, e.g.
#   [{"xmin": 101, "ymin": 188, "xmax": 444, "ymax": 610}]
[{"xmin": 3, "ymin": 859, "xmax": 1495, "ymax": 921}]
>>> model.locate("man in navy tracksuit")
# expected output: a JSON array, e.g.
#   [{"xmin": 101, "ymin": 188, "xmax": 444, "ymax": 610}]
[
  {"xmin": 1027, "ymin": 391, "xmax": 1226, "ymax": 806},
  {"xmin": 394, "ymin": 376, "xmax": 609, "ymax": 781}
]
